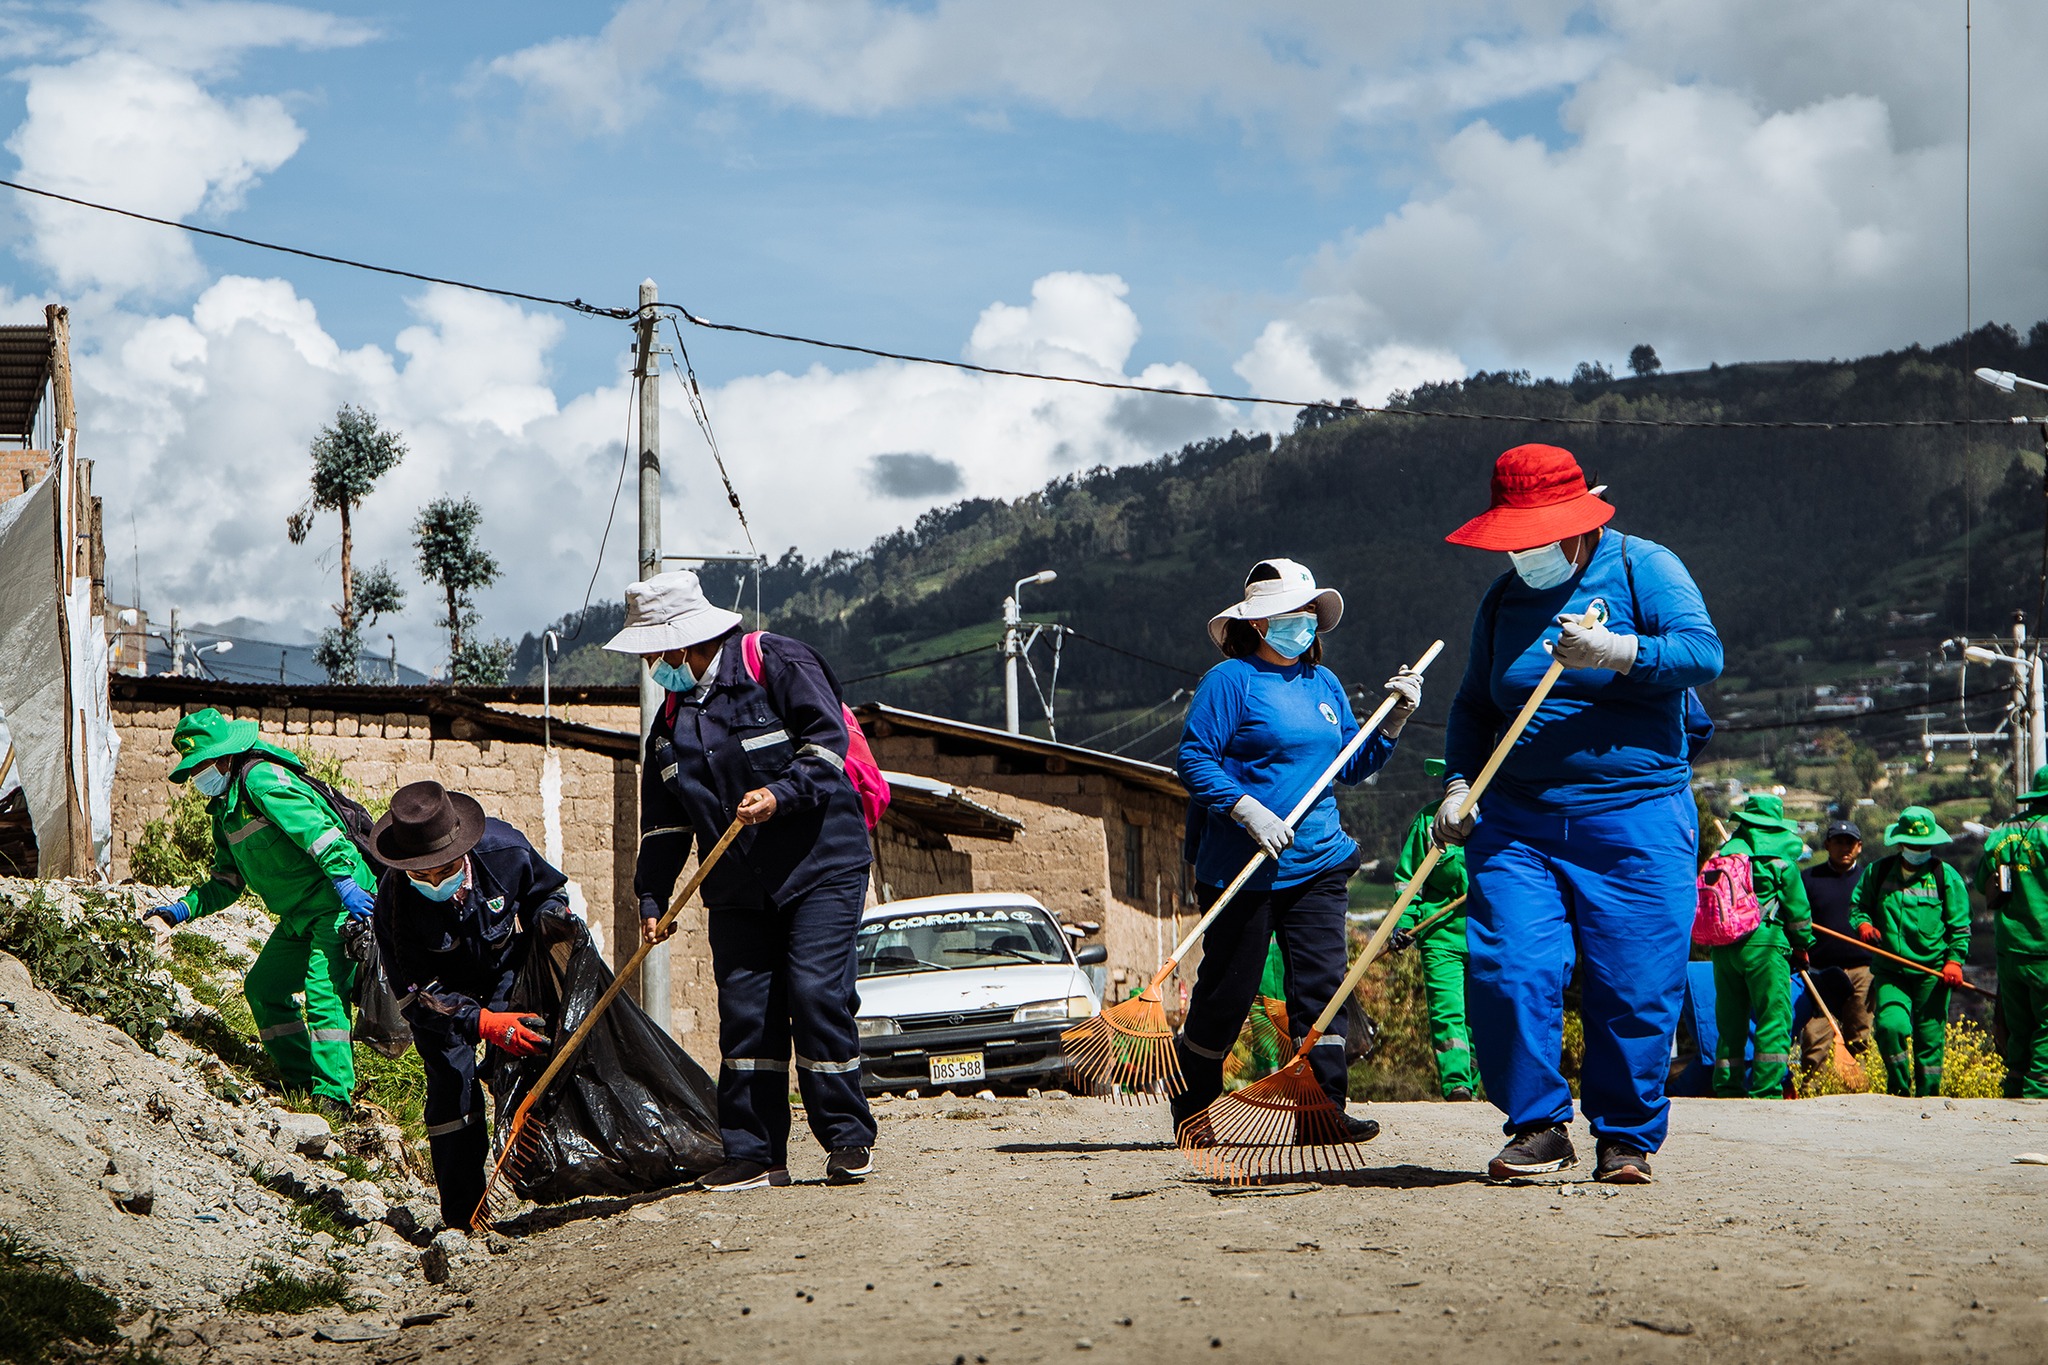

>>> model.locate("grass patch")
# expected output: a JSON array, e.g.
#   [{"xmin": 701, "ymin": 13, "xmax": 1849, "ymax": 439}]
[
  {"xmin": 352, "ymin": 1044, "xmax": 430, "ymax": 1171},
  {"xmin": 0, "ymin": 1225, "xmax": 166, "ymax": 1364},
  {"xmin": 285, "ymin": 1196, "xmax": 362, "ymax": 1245},
  {"xmin": 0, "ymin": 887, "xmax": 178, "ymax": 1052},
  {"xmin": 224, "ymin": 1262, "xmax": 361, "ymax": 1316}
]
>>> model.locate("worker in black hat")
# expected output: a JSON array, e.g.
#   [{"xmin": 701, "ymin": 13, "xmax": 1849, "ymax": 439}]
[
  {"xmin": 1797, "ymin": 818, "xmax": 1874, "ymax": 1068},
  {"xmin": 371, "ymin": 781, "xmax": 581, "ymax": 1230}
]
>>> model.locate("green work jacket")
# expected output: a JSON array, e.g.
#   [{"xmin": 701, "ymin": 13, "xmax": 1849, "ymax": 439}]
[
  {"xmin": 1719, "ymin": 830, "xmax": 1813, "ymax": 954},
  {"xmin": 179, "ymin": 743, "xmax": 375, "ymax": 923},
  {"xmin": 1849, "ymin": 853, "xmax": 1970, "ymax": 970},
  {"xmin": 1395, "ymin": 800, "xmax": 1468, "ymax": 950},
  {"xmin": 1974, "ymin": 810, "xmax": 2048, "ymax": 960}
]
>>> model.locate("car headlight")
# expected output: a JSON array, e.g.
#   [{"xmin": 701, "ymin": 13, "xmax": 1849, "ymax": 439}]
[
  {"xmin": 1014, "ymin": 996, "xmax": 1095, "ymax": 1023},
  {"xmin": 857, "ymin": 1016, "xmax": 900, "ymax": 1038}
]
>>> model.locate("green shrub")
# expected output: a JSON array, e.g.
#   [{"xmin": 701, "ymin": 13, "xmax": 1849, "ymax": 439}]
[
  {"xmin": 0, "ymin": 888, "xmax": 178, "ymax": 1052},
  {"xmin": 224, "ymin": 1262, "xmax": 359, "ymax": 1316},
  {"xmin": 1347, "ymin": 934, "xmax": 1443, "ymax": 1102},
  {"xmin": 128, "ymin": 785, "xmax": 214, "ymax": 888},
  {"xmin": 1941, "ymin": 1018, "xmax": 2007, "ymax": 1098}
]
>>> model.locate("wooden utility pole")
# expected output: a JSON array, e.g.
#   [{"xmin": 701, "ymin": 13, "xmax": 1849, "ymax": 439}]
[
  {"xmin": 45, "ymin": 304, "xmax": 91, "ymax": 876},
  {"xmin": 634, "ymin": 279, "xmax": 669, "ymax": 1031}
]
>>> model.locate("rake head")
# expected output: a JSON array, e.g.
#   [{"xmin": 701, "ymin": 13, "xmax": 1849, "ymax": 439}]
[
  {"xmin": 1830, "ymin": 1038, "xmax": 1869, "ymax": 1093},
  {"xmin": 469, "ymin": 1100, "xmax": 545, "ymax": 1234},
  {"xmin": 1223, "ymin": 996, "xmax": 1292, "ymax": 1085},
  {"xmin": 1062, "ymin": 990, "xmax": 1178, "ymax": 1101},
  {"xmin": 1177, "ymin": 1054, "xmax": 1373, "ymax": 1185}
]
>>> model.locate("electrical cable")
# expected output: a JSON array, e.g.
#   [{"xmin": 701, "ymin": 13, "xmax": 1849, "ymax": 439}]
[
  {"xmin": 561, "ymin": 368, "xmax": 640, "ymax": 643},
  {"xmin": 1110, "ymin": 704, "xmax": 1191, "ymax": 757},
  {"xmin": 841, "ymin": 643, "xmax": 992, "ymax": 685},
  {"xmin": 1058, "ymin": 627, "xmax": 1201, "ymax": 678},
  {"xmin": 1072, "ymin": 689, "xmax": 1188, "ymax": 748},
  {"xmin": 665, "ymin": 316, "xmax": 759, "ymax": 561}
]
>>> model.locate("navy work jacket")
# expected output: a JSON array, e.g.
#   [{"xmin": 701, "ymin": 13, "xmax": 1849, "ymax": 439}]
[
  {"xmin": 634, "ymin": 632, "xmax": 871, "ymax": 915},
  {"xmin": 374, "ymin": 817, "xmax": 571, "ymax": 1044}
]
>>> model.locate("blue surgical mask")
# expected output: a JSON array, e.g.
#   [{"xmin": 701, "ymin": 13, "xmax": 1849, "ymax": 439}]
[
  {"xmin": 652, "ymin": 658, "xmax": 698, "ymax": 693},
  {"xmin": 192, "ymin": 765, "xmax": 229, "ymax": 799},
  {"xmin": 1261, "ymin": 613, "xmax": 1318, "ymax": 660},
  {"xmin": 1509, "ymin": 541, "xmax": 1576, "ymax": 591},
  {"xmin": 409, "ymin": 866, "xmax": 467, "ymax": 902},
  {"xmin": 1901, "ymin": 848, "xmax": 1933, "ymax": 867}
]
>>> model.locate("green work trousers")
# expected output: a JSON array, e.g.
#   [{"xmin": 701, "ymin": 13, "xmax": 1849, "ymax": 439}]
[
  {"xmin": 1998, "ymin": 952, "xmax": 2048, "ymax": 1098},
  {"xmin": 1711, "ymin": 936, "xmax": 1793, "ymax": 1098},
  {"xmin": 1872, "ymin": 969, "xmax": 1949, "ymax": 1098},
  {"xmin": 1419, "ymin": 940, "xmax": 1477, "ymax": 1097},
  {"xmin": 245, "ymin": 905, "xmax": 357, "ymax": 1103}
]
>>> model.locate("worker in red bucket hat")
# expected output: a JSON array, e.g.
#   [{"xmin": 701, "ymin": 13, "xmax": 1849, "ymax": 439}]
[{"xmin": 1435, "ymin": 444, "xmax": 1722, "ymax": 1186}]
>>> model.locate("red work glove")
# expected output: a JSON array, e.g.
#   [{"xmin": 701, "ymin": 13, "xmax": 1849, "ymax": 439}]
[
  {"xmin": 1857, "ymin": 922, "xmax": 1882, "ymax": 945},
  {"xmin": 1940, "ymin": 961, "xmax": 1967, "ymax": 988},
  {"xmin": 478, "ymin": 1009, "xmax": 550, "ymax": 1058},
  {"xmin": 1789, "ymin": 949, "xmax": 1810, "ymax": 974}
]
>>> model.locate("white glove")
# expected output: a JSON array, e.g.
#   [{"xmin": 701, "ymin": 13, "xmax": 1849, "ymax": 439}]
[
  {"xmin": 1432, "ymin": 780, "xmax": 1475, "ymax": 846},
  {"xmin": 1549, "ymin": 614, "xmax": 1638, "ymax": 673},
  {"xmin": 1381, "ymin": 667, "xmax": 1423, "ymax": 736},
  {"xmin": 1231, "ymin": 795, "xmax": 1295, "ymax": 859}
]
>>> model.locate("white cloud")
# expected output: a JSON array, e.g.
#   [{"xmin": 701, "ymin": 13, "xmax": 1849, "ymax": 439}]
[{"xmin": 81, "ymin": 0, "xmax": 376, "ymax": 75}]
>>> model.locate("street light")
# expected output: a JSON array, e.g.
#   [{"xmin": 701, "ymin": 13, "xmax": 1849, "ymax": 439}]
[
  {"xmin": 1974, "ymin": 367, "xmax": 2048, "ymax": 395},
  {"xmin": 1004, "ymin": 570, "xmax": 1057, "ymax": 734}
]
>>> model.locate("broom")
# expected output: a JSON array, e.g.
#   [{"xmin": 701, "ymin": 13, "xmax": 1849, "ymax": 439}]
[
  {"xmin": 471, "ymin": 817, "xmax": 745, "ymax": 1231},
  {"xmin": 1798, "ymin": 969, "xmax": 1868, "ymax": 1093},
  {"xmin": 1180, "ymin": 608, "xmax": 1597, "ymax": 1183},
  {"xmin": 1062, "ymin": 639, "xmax": 1445, "ymax": 1100}
]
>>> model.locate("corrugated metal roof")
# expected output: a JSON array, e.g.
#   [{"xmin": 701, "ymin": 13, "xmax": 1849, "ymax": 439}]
[{"xmin": 0, "ymin": 324, "xmax": 51, "ymax": 440}]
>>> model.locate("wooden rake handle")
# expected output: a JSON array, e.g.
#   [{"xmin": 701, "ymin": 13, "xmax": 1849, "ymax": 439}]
[
  {"xmin": 1140, "ymin": 639, "xmax": 1446, "ymax": 995},
  {"xmin": 507, "ymin": 817, "xmax": 747, "ymax": 1119},
  {"xmin": 1809, "ymin": 923, "xmax": 1996, "ymax": 997},
  {"xmin": 1399, "ymin": 895, "xmax": 1468, "ymax": 943},
  {"xmin": 1298, "ymin": 609, "xmax": 1596, "ymax": 1044}
]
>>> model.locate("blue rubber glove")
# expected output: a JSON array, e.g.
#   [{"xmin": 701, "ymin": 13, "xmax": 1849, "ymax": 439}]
[
  {"xmin": 142, "ymin": 901, "xmax": 190, "ymax": 927},
  {"xmin": 331, "ymin": 877, "xmax": 375, "ymax": 920}
]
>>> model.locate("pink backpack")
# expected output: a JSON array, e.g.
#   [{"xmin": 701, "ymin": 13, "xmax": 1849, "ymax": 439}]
[
  {"xmin": 741, "ymin": 631, "xmax": 891, "ymax": 830},
  {"xmin": 1693, "ymin": 853, "xmax": 1762, "ymax": 946}
]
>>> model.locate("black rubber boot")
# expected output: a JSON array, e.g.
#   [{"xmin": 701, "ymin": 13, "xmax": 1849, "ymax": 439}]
[{"xmin": 429, "ymin": 1122, "xmax": 490, "ymax": 1231}]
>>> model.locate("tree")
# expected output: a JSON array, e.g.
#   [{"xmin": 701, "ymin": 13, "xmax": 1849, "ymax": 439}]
[
  {"xmin": 1570, "ymin": 360, "xmax": 1613, "ymax": 387},
  {"xmin": 312, "ymin": 562, "xmax": 406, "ymax": 683},
  {"xmin": 414, "ymin": 496, "xmax": 509, "ymax": 685},
  {"xmin": 1628, "ymin": 344, "xmax": 1662, "ymax": 377},
  {"xmin": 289, "ymin": 405, "xmax": 407, "ymax": 682}
]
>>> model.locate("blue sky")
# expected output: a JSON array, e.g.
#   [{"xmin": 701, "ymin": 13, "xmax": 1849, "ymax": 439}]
[{"xmin": 1, "ymin": 1, "xmax": 2041, "ymax": 669}]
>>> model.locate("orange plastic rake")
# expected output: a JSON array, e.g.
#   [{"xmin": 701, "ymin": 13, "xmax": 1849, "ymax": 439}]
[
  {"xmin": 472, "ymin": 817, "xmax": 745, "ymax": 1232},
  {"xmin": 1063, "ymin": 639, "xmax": 1445, "ymax": 1101},
  {"xmin": 1181, "ymin": 610, "xmax": 1593, "ymax": 1183}
]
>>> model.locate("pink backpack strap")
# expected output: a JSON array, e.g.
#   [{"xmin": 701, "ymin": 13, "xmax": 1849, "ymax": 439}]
[{"xmin": 741, "ymin": 630, "xmax": 765, "ymax": 683}]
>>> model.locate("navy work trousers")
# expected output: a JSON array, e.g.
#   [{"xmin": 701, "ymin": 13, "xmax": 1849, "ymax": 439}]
[
  {"xmin": 417, "ymin": 1025, "xmax": 489, "ymax": 1229},
  {"xmin": 1466, "ymin": 788, "xmax": 1697, "ymax": 1152},
  {"xmin": 708, "ymin": 866, "xmax": 878, "ymax": 1166},
  {"xmin": 1173, "ymin": 867, "xmax": 1353, "ymax": 1117}
]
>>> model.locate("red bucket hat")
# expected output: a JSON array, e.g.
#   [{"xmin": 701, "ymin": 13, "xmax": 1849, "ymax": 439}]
[{"xmin": 1445, "ymin": 444, "xmax": 1615, "ymax": 552}]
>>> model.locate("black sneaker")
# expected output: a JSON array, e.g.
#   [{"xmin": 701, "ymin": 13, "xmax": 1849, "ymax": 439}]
[
  {"xmin": 1594, "ymin": 1140, "xmax": 1653, "ymax": 1185},
  {"xmin": 695, "ymin": 1160, "xmax": 791, "ymax": 1192},
  {"xmin": 825, "ymin": 1147, "xmax": 873, "ymax": 1185},
  {"xmin": 1487, "ymin": 1124, "xmax": 1577, "ymax": 1180},
  {"xmin": 1444, "ymin": 1087, "xmax": 1476, "ymax": 1102}
]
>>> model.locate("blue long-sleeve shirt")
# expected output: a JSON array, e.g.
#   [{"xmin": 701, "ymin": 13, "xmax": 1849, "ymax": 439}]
[
  {"xmin": 1443, "ymin": 530, "xmax": 1721, "ymax": 814},
  {"xmin": 1178, "ymin": 656, "xmax": 1397, "ymax": 890}
]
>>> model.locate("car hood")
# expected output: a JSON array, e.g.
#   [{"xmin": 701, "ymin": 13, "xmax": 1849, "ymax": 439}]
[{"xmin": 857, "ymin": 963, "xmax": 1091, "ymax": 1017}]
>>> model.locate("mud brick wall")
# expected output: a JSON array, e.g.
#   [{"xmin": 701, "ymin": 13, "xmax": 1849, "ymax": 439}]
[{"xmin": 870, "ymin": 820, "xmax": 975, "ymax": 902}]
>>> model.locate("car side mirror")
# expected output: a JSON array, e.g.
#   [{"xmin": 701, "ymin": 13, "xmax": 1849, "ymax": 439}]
[{"xmin": 1074, "ymin": 944, "xmax": 1107, "ymax": 966}]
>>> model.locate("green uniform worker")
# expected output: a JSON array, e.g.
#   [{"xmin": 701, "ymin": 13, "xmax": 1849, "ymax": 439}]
[
  {"xmin": 141, "ymin": 710, "xmax": 376, "ymax": 1109},
  {"xmin": 1709, "ymin": 795, "xmax": 1813, "ymax": 1098},
  {"xmin": 1973, "ymin": 766, "xmax": 2048, "ymax": 1098},
  {"xmin": 1850, "ymin": 806, "xmax": 1970, "ymax": 1098},
  {"xmin": 1391, "ymin": 759, "xmax": 1476, "ymax": 1101}
]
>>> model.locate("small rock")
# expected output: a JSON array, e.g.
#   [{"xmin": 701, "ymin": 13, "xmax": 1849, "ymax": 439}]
[
  {"xmin": 419, "ymin": 1244, "xmax": 450, "ymax": 1285},
  {"xmin": 974, "ymin": 1089, "xmax": 996, "ymax": 1101},
  {"xmin": 905, "ymin": 1089, "xmax": 920, "ymax": 1100},
  {"xmin": 101, "ymin": 1151, "xmax": 157, "ymax": 1215},
  {"xmin": 430, "ymin": 1228, "xmax": 472, "ymax": 1258},
  {"xmin": 1026, "ymin": 1088, "xmax": 1042, "ymax": 1099},
  {"xmin": 231, "ymin": 1187, "xmax": 268, "ymax": 1216},
  {"xmin": 1043, "ymin": 1090, "xmax": 1070, "ymax": 1102},
  {"xmin": 1076, "ymin": 1339, "xmax": 1093, "ymax": 1350},
  {"xmin": 275, "ymin": 1111, "xmax": 335, "ymax": 1156},
  {"xmin": 312, "ymin": 1320, "xmax": 393, "ymax": 1343}
]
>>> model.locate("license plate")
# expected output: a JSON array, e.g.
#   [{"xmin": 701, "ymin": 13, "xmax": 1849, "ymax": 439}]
[{"xmin": 927, "ymin": 1051, "xmax": 986, "ymax": 1085}]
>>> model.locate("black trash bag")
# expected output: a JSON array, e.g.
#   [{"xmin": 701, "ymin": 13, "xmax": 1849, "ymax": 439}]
[
  {"xmin": 341, "ymin": 916, "xmax": 412, "ymax": 1060},
  {"xmin": 486, "ymin": 932, "xmax": 722, "ymax": 1203}
]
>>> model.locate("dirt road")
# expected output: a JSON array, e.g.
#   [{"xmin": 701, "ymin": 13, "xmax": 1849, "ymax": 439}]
[{"xmin": 261, "ymin": 1093, "xmax": 2048, "ymax": 1363}]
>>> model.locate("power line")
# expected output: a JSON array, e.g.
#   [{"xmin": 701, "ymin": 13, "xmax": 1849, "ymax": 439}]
[
  {"xmin": 1072, "ymin": 689, "xmax": 1188, "ymax": 748},
  {"xmin": 1059, "ymin": 627, "xmax": 1202, "ymax": 678},
  {"xmin": 841, "ymin": 643, "xmax": 992, "ymax": 685},
  {"xmin": 665, "ymin": 316, "xmax": 758, "ymax": 560}
]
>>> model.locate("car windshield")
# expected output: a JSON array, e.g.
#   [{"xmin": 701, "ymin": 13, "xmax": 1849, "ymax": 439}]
[{"xmin": 856, "ymin": 905, "xmax": 1070, "ymax": 978}]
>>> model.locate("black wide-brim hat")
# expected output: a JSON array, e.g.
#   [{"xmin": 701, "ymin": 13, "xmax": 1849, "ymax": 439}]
[{"xmin": 371, "ymin": 781, "xmax": 487, "ymax": 872}]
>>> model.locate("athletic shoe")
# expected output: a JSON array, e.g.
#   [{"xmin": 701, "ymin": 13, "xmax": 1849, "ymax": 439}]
[
  {"xmin": 1444, "ymin": 1087, "xmax": 1476, "ymax": 1102},
  {"xmin": 695, "ymin": 1160, "xmax": 791, "ymax": 1192},
  {"xmin": 1487, "ymin": 1123, "xmax": 1577, "ymax": 1180},
  {"xmin": 825, "ymin": 1147, "xmax": 873, "ymax": 1185},
  {"xmin": 1594, "ymin": 1140, "xmax": 1653, "ymax": 1185},
  {"xmin": 1288, "ymin": 1110, "xmax": 1381, "ymax": 1146}
]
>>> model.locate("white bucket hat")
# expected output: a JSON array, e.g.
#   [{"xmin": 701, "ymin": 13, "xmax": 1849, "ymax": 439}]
[
  {"xmin": 602, "ymin": 570, "xmax": 744, "ymax": 655},
  {"xmin": 1206, "ymin": 558, "xmax": 1344, "ymax": 650}
]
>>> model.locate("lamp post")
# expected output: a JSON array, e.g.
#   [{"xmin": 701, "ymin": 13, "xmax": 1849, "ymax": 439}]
[
  {"xmin": 541, "ymin": 630, "xmax": 560, "ymax": 751},
  {"xmin": 1004, "ymin": 570, "xmax": 1056, "ymax": 734}
]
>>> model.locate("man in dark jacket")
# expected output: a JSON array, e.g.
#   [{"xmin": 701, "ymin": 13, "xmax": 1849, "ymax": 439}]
[
  {"xmin": 608, "ymin": 570, "xmax": 877, "ymax": 1192},
  {"xmin": 372, "ymin": 781, "xmax": 579, "ymax": 1229},
  {"xmin": 1798, "ymin": 819, "xmax": 1874, "ymax": 1068}
]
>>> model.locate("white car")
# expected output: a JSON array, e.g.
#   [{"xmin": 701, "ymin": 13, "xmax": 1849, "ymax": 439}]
[{"xmin": 854, "ymin": 892, "xmax": 1105, "ymax": 1095}]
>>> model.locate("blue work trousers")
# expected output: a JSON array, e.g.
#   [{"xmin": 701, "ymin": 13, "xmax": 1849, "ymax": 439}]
[
  {"xmin": 708, "ymin": 866, "xmax": 878, "ymax": 1166},
  {"xmin": 1466, "ymin": 789, "xmax": 1697, "ymax": 1152},
  {"xmin": 417, "ymin": 1024, "xmax": 490, "ymax": 1229}
]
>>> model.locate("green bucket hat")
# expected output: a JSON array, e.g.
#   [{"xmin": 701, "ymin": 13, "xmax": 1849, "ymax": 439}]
[
  {"xmin": 168, "ymin": 707, "xmax": 259, "ymax": 783},
  {"xmin": 2022, "ymin": 765, "xmax": 2048, "ymax": 803},
  {"xmin": 1732, "ymin": 793, "xmax": 1799, "ymax": 834},
  {"xmin": 1884, "ymin": 805, "xmax": 1953, "ymax": 849},
  {"xmin": 1424, "ymin": 757, "xmax": 1447, "ymax": 778}
]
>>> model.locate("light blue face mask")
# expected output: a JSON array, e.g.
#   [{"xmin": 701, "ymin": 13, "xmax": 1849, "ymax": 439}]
[
  {"xmin": 652, "ymin": 658, "xmax": 698, "ymax": 694},
  {"xmin": 409, "ymin": 866, "xmax": 467, "ymax": 902},
  {"xmin": 1901, "ymin": 848, "xmax": 1933, "ymax": 866},
  {"xmin": 1260, "ymin": 613, "xmax": 1318, "ymax": 660},
  {"xmin": 1508, "ymin": 540, "xmax": 1577, "ymax": 591},
  {"xmin": 192, "ymin": 765, "xmax": 229, "ymax": 799}
]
